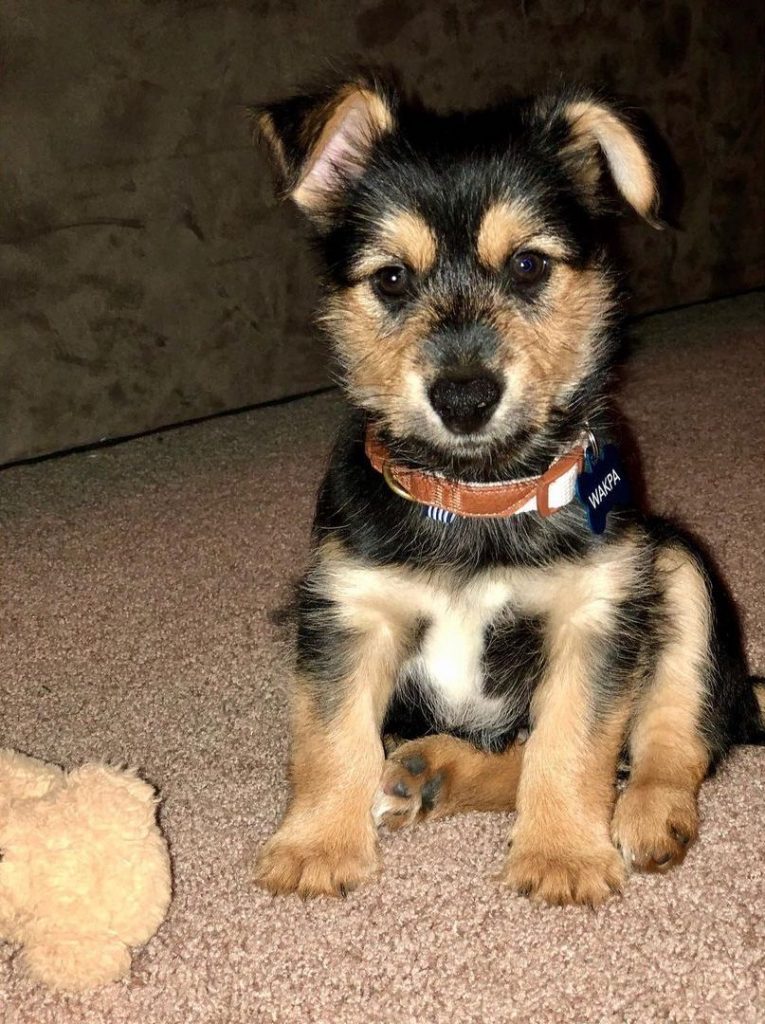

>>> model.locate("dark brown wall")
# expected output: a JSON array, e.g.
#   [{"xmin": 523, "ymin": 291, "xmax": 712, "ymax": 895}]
[{"xmin": 1, "ymin": 0, "xmax": 763, "ymax": 464}]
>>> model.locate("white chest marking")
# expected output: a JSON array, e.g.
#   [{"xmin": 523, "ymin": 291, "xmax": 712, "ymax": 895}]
[
  {"xmin": 323, "ymin": 538, "xmax": 639, "ymax": 736},
  {"xmin": 406, "ymin": 577, "xmax": 515, "ymax": 729}
]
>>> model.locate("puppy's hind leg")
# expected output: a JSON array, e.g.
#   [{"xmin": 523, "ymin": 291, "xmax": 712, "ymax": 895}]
[
  {"xmin": 611, "ymin": 543, "xmax": 713, "ymax": 872},
  {"xmin": 373, "ymin": 733, "xmax": 524, "ymax": 831}
]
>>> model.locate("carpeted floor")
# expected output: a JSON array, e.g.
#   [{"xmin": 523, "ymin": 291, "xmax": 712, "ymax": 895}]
[{"xmin": 1, "ymin": 293, "xmax": 763, "ymax": 1024}]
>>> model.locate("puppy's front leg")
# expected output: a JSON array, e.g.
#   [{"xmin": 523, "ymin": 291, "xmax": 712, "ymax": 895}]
[
  {"xmin": 502, "ymin": 565, "xmax": 633, "ymax": 906},
  {"xmin": 254, "ymin": 584, "xmax": 401, "ymax": 897},
  {"xmin": 502, "ymin": 673, "xmax": 628, "ymax": 906}
]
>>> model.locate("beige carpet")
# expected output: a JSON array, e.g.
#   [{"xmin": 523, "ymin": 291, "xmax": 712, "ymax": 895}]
[{"xmin": 1, "ymin": 293, "xmax": 763, "ymax": 1024}]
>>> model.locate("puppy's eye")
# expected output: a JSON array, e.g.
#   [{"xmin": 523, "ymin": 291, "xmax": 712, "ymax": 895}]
[
  {"xmin": 373, "ymin": 264, "xmax": 411, "ymax": 300},
  {"xmin": 508, "ymin": 250, "xmax": 549, "ymax": 286}
]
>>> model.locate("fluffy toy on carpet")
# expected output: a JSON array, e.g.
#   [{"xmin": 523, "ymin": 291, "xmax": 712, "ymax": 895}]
[{"xmin": 0, "ymin": 749, "xmax": 171, "ymax": 991}]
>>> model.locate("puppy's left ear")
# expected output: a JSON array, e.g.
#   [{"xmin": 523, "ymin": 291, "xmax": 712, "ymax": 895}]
[
  {"xmin": 251, "ymin": 75, "xmax": 396, "ymax": 226},
  {"xmin": 540, "ymin": 91, "xmax": 663, "ymax": 228}
]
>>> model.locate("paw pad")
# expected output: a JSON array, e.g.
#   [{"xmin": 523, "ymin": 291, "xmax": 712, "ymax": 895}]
[{"xmin": 373, "ymin": 742, "xmax": 447, "ymax": 831}]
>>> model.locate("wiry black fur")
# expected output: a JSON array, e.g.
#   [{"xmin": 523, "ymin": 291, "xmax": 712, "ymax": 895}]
[
  {"xmin": 268, "ymin": 74, "xmax": 762, "ymax": 764},
  {"xmin": 309, "ymin": 419, "xmax": 762, "ymax": 756}
]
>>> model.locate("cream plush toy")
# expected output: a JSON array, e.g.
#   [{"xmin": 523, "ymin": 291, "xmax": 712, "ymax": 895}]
[{"xmin": 0, "ymin": 749, "xmax": 172, "ymax": 991}]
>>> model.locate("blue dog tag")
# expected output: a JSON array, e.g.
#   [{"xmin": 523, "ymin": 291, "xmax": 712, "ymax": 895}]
[{"xmin": 576, "ymin": 443, "xmax": 631, "ymax": 534}]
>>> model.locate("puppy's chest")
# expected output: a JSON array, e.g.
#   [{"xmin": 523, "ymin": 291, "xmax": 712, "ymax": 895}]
[{"xmin": 400, "ymin": 576, "xmax": 545, "ymax": 731}]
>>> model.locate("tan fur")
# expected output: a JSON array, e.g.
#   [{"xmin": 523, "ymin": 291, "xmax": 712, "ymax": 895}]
[
  {"xmin": 259, "ymin": 537, "xmax": 645, "ymax": 903},
  {"xmin": 375, "ymin": 734, "xmax": 524, "ymax": 830},
  {"xmin": 476, "ymin": 201, "xmax": 571, "ymax": 270},
  {"xmin": 321, "ymin": 217, "xmax": 611, "ymax": 446},
  {"xmin": 254, "ymin": 541, "xmax": 409, "ymax": 897},
  {"xmin": 254, "ymin": 692, "xmax": 382, "ymax": 897},
  {"xmin": 563, "ymin": 100, "xmax": 658, "ymax": 222},
  {"xmin": 500, "ymin": 537, "xmax": 642, "ymax": 905},
  {"xmin": 611, "ymin": 545, "xmax": 711, "ymax": 870},
  {"xmin": 476, "ymin": 200, "xmax": 539, "ymax": 269},
  {"xmin": 490, "ymin": 262, "xmax": 612, "ymax": 425},
  {"xmin": 252, "ymin": 81, "xmax": 719, "ymax": 909},
  {"xmin": 293, "ymin": 87, "xmax": 393, "ymax": 214},
  {"xmin": 254, "ymin": 110, "xmax": 291, "ymax": 181},
  {"xmin": 502, "ymin": 711, "xmax": 628, "ymax": 906},
  {"xmin": 578, "ymin": 701, "xmax": 635, "ymax": 824},
  {"xmin": 319, "ymin": 282, "xmax": 438, "ymax": 433},
  {"xmin": 299, "ymin": 529, "xmax": 724, "ymax": 899},
  {"xmin": 355, "ymin": 208, "xmax": 438, "ymax": 276},
  {"xmin": 319, "ymin": 528, "xmax": 641, "ymax": 635},
  {"xmin": 317, "ymin": 536, "xmax": 644, "ymax": 904}
]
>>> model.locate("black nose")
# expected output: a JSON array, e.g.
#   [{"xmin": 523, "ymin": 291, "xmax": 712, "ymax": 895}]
[{"xmin": 428, "ymin": 374, "xmax": 503, "ymax": 434}]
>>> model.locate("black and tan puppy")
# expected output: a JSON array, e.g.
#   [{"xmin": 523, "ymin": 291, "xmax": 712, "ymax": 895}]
[{"xmin": 252, "ymin": 73, "xmax": 764, "ymax": 905}]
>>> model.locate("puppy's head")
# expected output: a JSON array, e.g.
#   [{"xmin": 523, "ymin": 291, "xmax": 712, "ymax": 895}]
[{"xmin": 255, "ymin": 74, "xmax": 661, "ymax": 460}]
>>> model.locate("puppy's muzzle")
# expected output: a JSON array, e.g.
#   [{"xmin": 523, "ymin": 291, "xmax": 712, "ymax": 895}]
[{"xmin": 428, "ymin": 372, "xmax": 503, "ymax": 434}]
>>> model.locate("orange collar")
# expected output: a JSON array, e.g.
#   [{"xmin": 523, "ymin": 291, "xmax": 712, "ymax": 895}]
[{"xmin": 365, "ymin": 425, "xmax": 587, "ymax": 519}]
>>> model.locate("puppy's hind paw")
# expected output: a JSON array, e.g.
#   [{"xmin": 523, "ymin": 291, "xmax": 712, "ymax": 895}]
[
  {"xmin": 611, "ymin": 781, "xmax": 699, "ymax": 873},
  {"xmin": 373, "ymin": 739, "xmax": 447, "ymax": 831}
]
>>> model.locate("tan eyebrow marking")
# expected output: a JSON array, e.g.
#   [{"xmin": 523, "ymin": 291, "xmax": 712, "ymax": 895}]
[
  {"xmin": 379, "ymin": 209, "xmax": 438, "ymax": 273},
  {"xmin": 477, "ymin": 200, "xmax": 537, "ymax": 269},
  {"xmin": 353, "ymin": 209, "xmax": 438, "ymax": 279},
  {"xmin": 477, "ymin": 200, "xmax": 569, "ymax": 270}
]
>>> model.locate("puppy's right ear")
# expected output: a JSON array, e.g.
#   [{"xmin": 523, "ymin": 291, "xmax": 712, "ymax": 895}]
[{"xmin": 252, "ymin": 75, "xmax": 396, "ymax": 226}]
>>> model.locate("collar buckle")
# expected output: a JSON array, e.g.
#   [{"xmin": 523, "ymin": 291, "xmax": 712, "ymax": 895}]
[{"xmin": 382, "ymin": 462, "xmax": 415, "ymax": 502}]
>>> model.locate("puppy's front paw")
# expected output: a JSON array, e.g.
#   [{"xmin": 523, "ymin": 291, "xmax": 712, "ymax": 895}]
[
  {"xmin": 611, "ymin": 781, "xmax": 698, "ymax": 872},
  {"xmin": 501, "ymin": 835, "xmax": 626, "ymax": 907},
  {"xmin": 253, "ymin": 818, "xmax": 379, "ymax": 898}
]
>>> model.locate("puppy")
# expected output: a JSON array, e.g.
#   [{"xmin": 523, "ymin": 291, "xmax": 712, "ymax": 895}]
[{"xmin": 252, "ymin": 73, "xmax": 764, "ymax": 905}]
